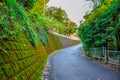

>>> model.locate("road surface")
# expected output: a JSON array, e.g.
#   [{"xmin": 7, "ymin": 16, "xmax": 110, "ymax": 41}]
[{"xmin": 49, "ymin": 43, "xmax": 120, "ymax": 80}]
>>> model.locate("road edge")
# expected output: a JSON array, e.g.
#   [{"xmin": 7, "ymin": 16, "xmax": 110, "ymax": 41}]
[{"xmin": 41, "ymin": 49, "xmax": 63, "ymax": 80}]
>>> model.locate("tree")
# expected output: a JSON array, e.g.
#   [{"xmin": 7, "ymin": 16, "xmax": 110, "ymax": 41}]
[
  {"xmin": 64, "ymin": 21, "xmax": 77, "ymax": 36},
  {"xmin": 46, "ymin": 7, "xmax": 69, "ymax": 22},
  {"xmin": 31, "ymin": 0, "xmax": 49, "ymax": 16}
]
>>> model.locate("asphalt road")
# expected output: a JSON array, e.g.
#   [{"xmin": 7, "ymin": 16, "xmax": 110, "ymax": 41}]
[{"xmin": 50, "ymin": 43, "xmax": 120, "ymax": 80}]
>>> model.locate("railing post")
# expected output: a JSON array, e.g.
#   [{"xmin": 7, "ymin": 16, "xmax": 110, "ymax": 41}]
[
  {"xmin": 100, "ymin": 47, "xmax": 104, "ymax": 61},
  {"xmin": 86, "ymin": 51, "xmax": 88, "ymax": 56},
  {"xmin": 104, "ymin": 47, "xmax": 108, "ymax": 63},
  {"xmin": 118, "ymin": 56, "xmax": 120, "ymax": 67},
  {"xmin": 93, "ymin": 48, "xmax": 96, "ymax": 59}
]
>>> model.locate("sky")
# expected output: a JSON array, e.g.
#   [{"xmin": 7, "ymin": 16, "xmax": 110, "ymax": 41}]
[{"xmin": 47, "ymin": 0, "xmax": 93, "ymax": 26}]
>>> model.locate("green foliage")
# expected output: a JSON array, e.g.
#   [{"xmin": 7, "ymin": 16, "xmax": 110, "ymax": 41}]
[
  {"xmin": 46, "ymin": 7, "xmax": 69, "ymax": 22},
  {"xmin": 31, "ymin": 1, "xmax": 77, "ymax": 36},
  {"xmin": 0, "ymin": 0, "xmax": 77, "ymax": 47},
  {"xmin": 0, "ymin": 0, "xmax": 21, "ymax": 40},
  {"xmin": 31, "ymin": 0, "xmax": 49, "ymax": 16},
  {"xmin": 0, "ymin": 0, "xmax": 49, "ymax": 46},
  {"xmin": 78, "ymin": 0, "xmax": 120, "ymax": 51},
  {"xmin": 17, "ymin": 0, "xmax": 37, "ymax": 10},
  {"xmin": 46, "ymin": 6, "xmax": 77, "ymax": 35},
  {"xmin": 14, "ymin": 76, "xmax": 19, "ymax": 80},
  {"xmin": 36, "ymin": 28, "xmax": 48, "ymax": 45}
]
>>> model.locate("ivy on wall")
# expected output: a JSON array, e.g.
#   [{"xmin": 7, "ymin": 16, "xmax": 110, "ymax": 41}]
[{"xmin": 0, "ymin": 0, "xmax": 48, "ymax": 46}]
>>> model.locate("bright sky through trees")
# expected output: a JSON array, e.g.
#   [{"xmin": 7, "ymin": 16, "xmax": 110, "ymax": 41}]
[{"xmin": 47, "ymin": 0, "xmax": 93, "ymax": 26}]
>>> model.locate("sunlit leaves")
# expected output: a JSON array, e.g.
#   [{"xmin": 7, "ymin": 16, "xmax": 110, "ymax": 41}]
[
  {"xmin": 84, "ymin": 0, "xmax": 114, "ymax": 24},
  {"xmin": 31, "ymin": 0, "xmax": 49, "ymax": 15},
  {"xmin": 0, "ymin": 2, "xmax": 3, "ymax": 7}
]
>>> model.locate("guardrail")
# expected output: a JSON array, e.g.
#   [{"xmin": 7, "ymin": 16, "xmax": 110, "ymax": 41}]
[{"xmin": 87, "ymin": 47, "xmax": 120, "ymax": 67}]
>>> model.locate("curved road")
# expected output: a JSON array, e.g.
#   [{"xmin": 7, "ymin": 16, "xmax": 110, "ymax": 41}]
[{"xmin": 49, "ymin": 43, "xmax": 120, "ymax": 80}]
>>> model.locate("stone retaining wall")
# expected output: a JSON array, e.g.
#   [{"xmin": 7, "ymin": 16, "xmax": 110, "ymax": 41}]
[{"xmin": 0, "ymin": 32, "xmax": 80, "ymax": 80}]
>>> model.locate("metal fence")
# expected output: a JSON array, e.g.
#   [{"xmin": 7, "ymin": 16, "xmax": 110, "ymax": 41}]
[{"xmin": 87, "ymin": 47, "xmax": 120, "ymax": 67}]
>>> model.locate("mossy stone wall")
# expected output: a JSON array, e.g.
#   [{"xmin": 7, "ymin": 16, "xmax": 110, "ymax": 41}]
[
  {"xmin": 0, "ymin": 32, "xmax": 80, "ymax": 80},
  {"xmin": 0, "ymin": 32, "xmax": 47, "ymax": 80},
  {"xmin": 45, "ymin": 33, "xmax": 63, "ymax": 54}
]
